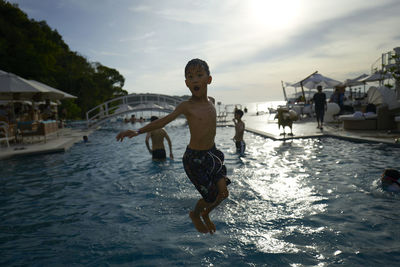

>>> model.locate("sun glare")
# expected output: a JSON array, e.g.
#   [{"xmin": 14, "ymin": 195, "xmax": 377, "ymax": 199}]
[{"xmin": 248, "ymin": 0, "xmax": 302, "ymax": 31}]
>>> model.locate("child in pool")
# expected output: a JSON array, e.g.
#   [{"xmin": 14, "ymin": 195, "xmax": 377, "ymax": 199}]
[
  {"xmin": 232, "ymin": 109, "xmax": 245, "ymax": 155},
  {"xmin": 381, "ymin": 168, "xmax": 400, "ymax": 192},
  {"xmin": 116, "ymin": 58, "xmax": 231, "ymax": 234},
  {"xmin": 145, "ymin": 116, "xmax": 174, "ymax": 161}
]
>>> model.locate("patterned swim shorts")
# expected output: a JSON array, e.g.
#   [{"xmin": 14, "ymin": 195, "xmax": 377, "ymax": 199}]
[{"xmin": 182, "ymin": 144, "xmax": 230, "ymax": 203}]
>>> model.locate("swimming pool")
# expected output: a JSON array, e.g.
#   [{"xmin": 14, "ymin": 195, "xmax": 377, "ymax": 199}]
[{"xmin": 1, "ymin": 120, "xmax": 399, "ymax": 266}]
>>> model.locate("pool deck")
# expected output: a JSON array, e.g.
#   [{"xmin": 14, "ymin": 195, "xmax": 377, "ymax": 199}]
[
  {"xmin": 1, "ymin": 114, "xmax": 400, "ymax": 159},
  {"xmin": 225, "ymin": 113, "xmax": 400, "ymax": 146},
  {"xmin": 0, "ymin": 127, "xmax": 95, "ymax": 160}
]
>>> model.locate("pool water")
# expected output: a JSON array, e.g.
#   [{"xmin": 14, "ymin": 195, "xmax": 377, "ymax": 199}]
[{"xmin": 1, "ymin": 120, "xmax": 399, "ymax": 266}]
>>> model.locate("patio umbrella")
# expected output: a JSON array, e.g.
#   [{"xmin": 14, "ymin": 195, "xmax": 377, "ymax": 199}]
[
  {"xmin": 28, "ymin": 80, "xmax": 77, "ymax": 99},
  {"xmin": 0, "ymin": 70, "xmax": 68, "ymax": 100},
  {"xmin": 359, "ymin": 71, "xmax": 393, "ymax": 82},
  {"xmin": 291, "ymin": 71, "xmax": 341, "ymax": 101},
  {"xmin": 344, "ymin": 74, "xmax": 369, "ymax": 86}
]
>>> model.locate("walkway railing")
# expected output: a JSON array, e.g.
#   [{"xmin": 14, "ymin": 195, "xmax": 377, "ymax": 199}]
[{"xmin": 86, "ymin": 93, "xmax": 183, "ymax": 128}]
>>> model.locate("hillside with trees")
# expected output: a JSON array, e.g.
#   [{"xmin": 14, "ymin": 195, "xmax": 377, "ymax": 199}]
[{"xmin": 0, "ymin": 0, "xmax": 127, "ymax": 119}]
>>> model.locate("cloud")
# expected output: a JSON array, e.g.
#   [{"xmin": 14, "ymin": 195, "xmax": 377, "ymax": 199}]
[{"xmin": 119, "ymin": 32, "xmax": 156, "ymax": 42}]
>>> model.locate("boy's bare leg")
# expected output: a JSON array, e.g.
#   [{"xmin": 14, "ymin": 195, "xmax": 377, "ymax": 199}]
[
  {"xmin": 201, "ymin": 177, "xmax": 229, "ymax": 234},
  {"xmin": 189, "ymin": 199, "xmax": 209, "ymax": 233}
]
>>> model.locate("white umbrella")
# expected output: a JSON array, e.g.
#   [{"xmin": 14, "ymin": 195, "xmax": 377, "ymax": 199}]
[
  {"xmin": 28, "ymin": 80, "xmax": 76, "ymax": 99},
  {"xmin": 359, "ymin": 71, "xmax": 393, "ymax": 82},
  {"xmin": 291, "ymin": 71, "xmax": 341, "ymax": 102},
  {"xmin": 344, "ymin": 74, "xmax": 369, "ymax": 86},
  {"xmin": 0, "ymin": 70, "xmax": 71, "ymax": 100},
  {"xmin": 292, "ymin": 73, "xmax": 342, "ymax": 89}
]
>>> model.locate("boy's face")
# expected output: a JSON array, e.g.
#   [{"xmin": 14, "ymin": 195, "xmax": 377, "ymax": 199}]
[{"xmin": 185, "ymin": 66, "xmax": 212, "ymax": 97}]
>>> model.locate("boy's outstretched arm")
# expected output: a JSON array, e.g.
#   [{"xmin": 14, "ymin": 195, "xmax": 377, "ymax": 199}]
[{"xmin": 116, "ymin": 102, "xmax": 186, "ymax": 142}]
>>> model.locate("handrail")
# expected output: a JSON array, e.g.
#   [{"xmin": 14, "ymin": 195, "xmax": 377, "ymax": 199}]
[{"xmin": 86, "ymin": 93, "xmax": 183, "ymax": 128}]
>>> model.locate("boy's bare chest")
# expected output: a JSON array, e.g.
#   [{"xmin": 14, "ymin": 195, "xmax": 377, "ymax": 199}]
[{"xmin": 189, "ymin": 104, "xmax": 215, "ymax": 120}]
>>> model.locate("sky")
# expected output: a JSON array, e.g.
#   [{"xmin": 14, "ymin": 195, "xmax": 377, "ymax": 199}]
[{"xmin": 8, "ymin": 0, "xmax": 400, "ymax": 105}]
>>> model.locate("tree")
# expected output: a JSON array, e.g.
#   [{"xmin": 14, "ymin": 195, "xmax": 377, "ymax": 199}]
[{"xmin": 0, "ymin": 0, "xmax": 128, "ymax": 118}]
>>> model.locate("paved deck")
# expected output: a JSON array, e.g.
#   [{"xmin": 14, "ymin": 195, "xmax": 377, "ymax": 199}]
[
  {"xmin": 0, "ymin": 127, "xmax": 95, "ymax": 160},
  {"xmin": 1, "ymin": 114, "xmax": 399, "ymax": 159},
  {"xmin": 224, "ymin": 113, "xmax": 400, "ymax": 146}
]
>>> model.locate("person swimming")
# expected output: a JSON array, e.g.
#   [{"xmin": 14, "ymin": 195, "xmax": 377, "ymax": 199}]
[{"xmin": 381, "ymin": 169, "xmax": 400, "ymax": 192}]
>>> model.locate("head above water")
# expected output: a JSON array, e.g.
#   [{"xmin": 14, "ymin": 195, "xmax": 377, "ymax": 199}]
[
  {"xmin": 150, "ymin": 116, "xmax": 158, "ymax": 122},
  {"xmin": 235, "ymin": 109, "xmax": 244, "ymax": 118},
  {"xmin": 185, "ymin": 58, "xmax": 210, "ymax": 77},
  {"xmin": 382, "ymin": 168, "xmax": 400, "ymax": 183}
]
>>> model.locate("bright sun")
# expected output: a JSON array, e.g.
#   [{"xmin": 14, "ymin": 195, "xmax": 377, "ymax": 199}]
[{"xmin": 248, "ymin": 0, "xmax": 302, "ymax": 31}]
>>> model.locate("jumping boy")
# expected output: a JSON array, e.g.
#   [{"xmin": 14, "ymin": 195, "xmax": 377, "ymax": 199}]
[
  {"xmin": 233, "ymin": 109, "xmax": 245, "ymax": 155},
  {"xmin": 145, "ymin": 116, "xmax": 174, "ymax": 160},
  {"xmin": 116, "ymin": 59, "xmax": 230, "ymax": 234}
]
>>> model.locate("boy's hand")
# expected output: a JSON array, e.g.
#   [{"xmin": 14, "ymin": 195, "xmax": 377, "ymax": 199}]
[{"xmin": 116, "ymin": 130, "xmax": 138, "ymax": 142}]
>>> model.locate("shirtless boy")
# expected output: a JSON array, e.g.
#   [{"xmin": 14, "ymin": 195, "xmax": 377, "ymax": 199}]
[
  {"xmin": 116, "ymin": 59, "xmax": 230, "ymax": 234},
  {"xmin": 145, "ymin": 116, "xmax": 173, "ymax": 160},
  {"xmin": 233, "ymin": 109, "xmax": 245, "ymax": 155}
]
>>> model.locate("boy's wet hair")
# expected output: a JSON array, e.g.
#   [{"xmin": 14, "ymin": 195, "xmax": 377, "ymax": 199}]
[
  {"xmin": 150, "ymin": 116, "xmax": 159, "ymax": 122},
  {"xmin": 235, "ymin": 109, "xmax": 244, "ymax": 118},
  {"xmin": 185, "ymin": 58, "xmax": 210, "ymax": 77},
  {"xmin": 382, "ymin": 168, "xmax": 400, "ymax": 186}
]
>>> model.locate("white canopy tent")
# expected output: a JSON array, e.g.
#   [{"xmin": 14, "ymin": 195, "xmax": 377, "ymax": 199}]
[{"xmin": 367, "ymin": 86, "xmax": 400, "ymax": 110}]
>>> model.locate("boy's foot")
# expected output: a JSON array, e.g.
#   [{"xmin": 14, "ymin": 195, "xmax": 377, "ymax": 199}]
[
  {"xmin": 189, "ymin": 211, "xmax": 209, "ymax": 233},
  {"xmin": 201, "ymin": 212, "xmax": 216, "ymax": 234}
]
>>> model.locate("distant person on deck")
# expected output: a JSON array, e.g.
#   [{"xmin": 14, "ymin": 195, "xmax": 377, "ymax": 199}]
[
  {"xmin": 145, "ymin": 116, "xmax": 173, "ymax": 161},
  {"xmin": 116, "ymin": 58, "xmax": 231, "ymax": 235},
  {"xmin": 233, "ymin": 109, "xmax": 245, "ymax": 156},
  {"xmin": 313, "ymin": 85, "xmax": 327, "ymax": 130}
]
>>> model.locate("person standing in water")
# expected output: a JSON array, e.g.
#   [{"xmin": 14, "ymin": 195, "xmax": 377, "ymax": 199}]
[
  {"xmin": 233, "ymin": 109, "xmax": 245, "ymax": 156},
  {"xmin": 145, "ymin": 116, "xmax": 173, "ymax": 160},
  {"xmin": 116, "ymin": 58, "xmax": 231, "ymax": 234}
]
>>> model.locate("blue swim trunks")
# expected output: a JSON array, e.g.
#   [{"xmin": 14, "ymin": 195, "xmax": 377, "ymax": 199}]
[
  {"xmin": 235, "ymin": 140, "xmax": 246, "ymax": 155},
  {"xmin": 183, "ymin": 144, "xmax": 230, "ymax": 203}
]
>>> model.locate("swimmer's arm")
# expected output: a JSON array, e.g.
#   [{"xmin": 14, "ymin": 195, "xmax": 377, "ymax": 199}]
[
  {"xmin": 145, "ymin": 133, "xmax": 152, "ymax": 154},
  {"xmin": 164, "ymin": 131, "xmax": 173, "ymax": 159}
]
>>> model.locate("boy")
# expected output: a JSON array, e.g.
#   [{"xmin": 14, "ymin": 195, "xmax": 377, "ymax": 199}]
[
  {"xmin": 233, "ymin": 109, "xmax": 245, "ymax": 155},
  {"xmin": 145, "ymin": 116, "xmax": 174, "ymax": 160},
  {"xmin": 116, "ymin": 59, "xmax": 230, "ymax": 234},
  {"xmin": 381, "ymin": 168, "xmax": 400, "ymax": 192}
]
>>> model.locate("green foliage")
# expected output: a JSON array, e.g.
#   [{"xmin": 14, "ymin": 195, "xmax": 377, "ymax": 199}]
[
  {"xmin": 0, "ymin": 0, "xmax": 128, "ymax": 119},
  {"xmin": 387, "ymin": 54, "xmax": 400, "ymax": 82}
]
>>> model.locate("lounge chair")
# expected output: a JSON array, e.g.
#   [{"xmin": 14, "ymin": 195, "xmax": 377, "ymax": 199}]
[{"xmin": 339, "ymin": 104, "xmax": 396, "ymax": 130}]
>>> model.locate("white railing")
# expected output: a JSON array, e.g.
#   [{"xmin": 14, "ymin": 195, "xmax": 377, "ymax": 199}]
[{"xmin": 86, "ymin": 93, "xmax": 183, "ymax": 128}]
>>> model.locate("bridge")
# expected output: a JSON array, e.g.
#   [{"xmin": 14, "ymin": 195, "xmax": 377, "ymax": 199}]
[{"xmin": 86, "ymin": 93, "xmax": 183, "ymax": 128}]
